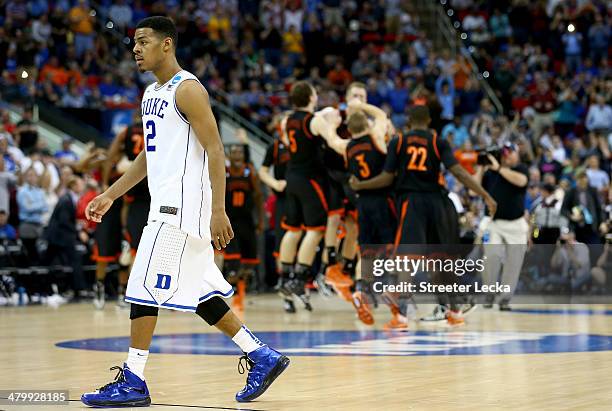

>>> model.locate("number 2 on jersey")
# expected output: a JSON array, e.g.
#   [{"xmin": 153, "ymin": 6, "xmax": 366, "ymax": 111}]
[
  {"xmin": 146, "ymin": 120, "xmax": 156, "ymax": 152},
  {"xmin": 406, "ymin": 146, "xmax": 428, "ymax": 171}
]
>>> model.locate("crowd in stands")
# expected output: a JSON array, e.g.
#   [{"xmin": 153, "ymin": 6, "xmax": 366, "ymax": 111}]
[{"xmin": 0, "ymin": 0, "xmax": 610, "ymax": 302}]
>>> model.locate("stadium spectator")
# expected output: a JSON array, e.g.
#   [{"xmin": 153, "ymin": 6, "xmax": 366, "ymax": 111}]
[
  {"xmin": 44, "ymin": 175, "xmax": 86, "ymax": 295},
  {"xmin": 55, "ymin": 138, "xmax": 79, "ymax": 165},
  {"xmin": 327, "ymin": 61, "xmax": 352, "ymax": 91},
  {"xmin": 588, "ymin": 14, "xmax": 609, "ymax": 65},
  {"xmin": 61, "ymin": 83, "xmax": 87, "ymax": 108},
  {"xmin": 585, "ymin": 95, "xmax": 612, "ymax": 134},
  {"xmin": 68, "ymin": 0, "xmax": 96, "ymax": 58},
  {"xmin": 561, "ymin": 25, "xmax": 583, "ymax": 73},
  {"xmin": 17, "ymin": 167, "xmax": 49, "ymax": 262},
  {"xmin": 530, "ymin": 81, "xmax": 556, "ymax": 136},
  {"xmin": 562, "ymin": 170, "xmax": 607, "ymax": 244},
  {"xmin": 108, "ymin": 0, "xmax": 132, "ymax": 31},
  {"xmin": 31, "ymin": 13, "xmax": 51, "ymax": 43},
  {"xmin": 435, "ymin": 74, "xmax": 455, "ymax": 125},
  {"xmin": 0, "ymin": 209, "xmax": 17, "ymax": 240},
  {"xmin": 531, "ymin": 183, "xmax": 567, "ymax": 245},
  {"xmin": 585, "ymin": 155, "xmax": 610, "ymax": 194},
  {"xmin": 15, "ymin": 109, "xmax": 38, "ymax": 154},
  {"xmin": 0, "ymin": 156, "xmax": 16, "ymax": 219},
  {"xmin": 442, "ymin": 116, "xmax": 470, "ymax": 148},
  {"xmin": 549, "ymin": 230, "xmax": 592, "ymax": 291}
]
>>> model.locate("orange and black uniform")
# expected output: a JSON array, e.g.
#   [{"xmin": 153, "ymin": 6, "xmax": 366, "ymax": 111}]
[
  {"xmin": 347, "ymin": 135, "xmax": 397, "ymax": 245},
  {"xmin": 123, "ymin": 123, "xmax": 150, "ymax": 253},
  {"xmin": 93, "ymin": 124, "xmax": 151, "ymax": 261},
  {"xmin": 224, "ymin": 164, "xmax": 259, "ymax": 265},
  {"xmin": 283, "ymin": 110, "xmax": 330, "ymax": 231},
  {"xmin": 322, "ymin": 109, "xmax": 357, "ymax": 218},
  {"xmin": 384, "ymin": 129, "xmax": 459, "ymax": 245},
  {"xmin": 92, "ymin": 170, "xmax": 123, "ymax": 262},
  {"xmin": 262, "ymin": 138, "xmax": 290, "ymax": 255}
]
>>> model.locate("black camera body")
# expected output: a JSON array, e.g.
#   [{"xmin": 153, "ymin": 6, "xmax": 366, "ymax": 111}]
[{"xmin": 476, "ymin": 145, "xmax": 503, "ymax": 166}]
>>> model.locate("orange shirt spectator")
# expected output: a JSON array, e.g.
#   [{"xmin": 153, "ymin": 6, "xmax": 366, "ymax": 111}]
[
  {"xmin": 454, "ymin": 149, "xmax": 478, "ymax": 174},
  {"xmin": 453, "ymin": 57, "xmax": 471, "ymax": 90},
  {"xmin": 327, "ymin": 62, "xmax": 352, "ymax": 87},
  {"xmin": 40, "ymin": 58, "xmax": 70, "ymax": 87},
  {"xmin": 69, "ymin": 1, "xmax": 95, "ymax": 35}
]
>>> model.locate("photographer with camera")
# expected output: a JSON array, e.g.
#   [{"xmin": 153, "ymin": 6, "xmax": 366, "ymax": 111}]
[{"xmin": 476, "ymin": 142, "xmax": 529, "ymax": 310}]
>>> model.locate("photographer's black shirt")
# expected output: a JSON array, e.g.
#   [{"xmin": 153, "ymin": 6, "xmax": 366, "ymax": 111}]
[{"xmin": 482, "ymin": 164, "xmax": 529, "ymax": 220}]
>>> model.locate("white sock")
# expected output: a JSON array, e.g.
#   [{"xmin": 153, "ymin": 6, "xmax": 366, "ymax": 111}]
[
  {"xmin": 126, "ymin": 347, "xmax": 149, "ymax": 380},
  {"xmin": 232, "ymin": 326, "xmax": 265, "ymax": 354}
]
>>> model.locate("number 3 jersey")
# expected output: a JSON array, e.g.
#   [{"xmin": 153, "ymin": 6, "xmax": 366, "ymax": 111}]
[
  {"xmin": 384, "ymin": 129, "xmax": 458, "ymax": 193},
  {"xmin": 346, "ymin": 134, "xmax": 387, "ymax": 197},
  {"xmin": 141, "ymin": 70, "xmax": 212, "ymax": 240}
]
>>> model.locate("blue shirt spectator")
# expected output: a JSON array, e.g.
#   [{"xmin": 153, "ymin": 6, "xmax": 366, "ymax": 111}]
[
  {"xmin": 17, "ymin": 169, "xmax": 48, "ymax": 225},
  {"xmin": 442, "ymin": 119, "xmax": 470, "ymax": 148},
  {"xmin": 386, "ymin": 77, "xmax": 409, "ymax": 114},
  {"xmin": 55, "ymin": 138, "xmax": 79, "ymax": 163},
  {"xmin": 436, "ymin": 74, "xmax": 455, "ymax": 120},
  {"xmin": 98, "ymin": 74, "xmax": 122, "ymax": 100}
]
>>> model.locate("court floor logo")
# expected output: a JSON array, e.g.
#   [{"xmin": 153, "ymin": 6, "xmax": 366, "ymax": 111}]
[{"xmin": 56, "ymin": 330, "xmax": 612, "ymax": 356}]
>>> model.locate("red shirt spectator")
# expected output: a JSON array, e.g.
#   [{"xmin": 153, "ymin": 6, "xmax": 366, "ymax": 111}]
[
  {"xmin": 530, "ymin": 82, "xmax": 556, "ymax": 114},
  {"xmin": 327, "ymin": 62, "xmax": 352, "ymax": 88}
]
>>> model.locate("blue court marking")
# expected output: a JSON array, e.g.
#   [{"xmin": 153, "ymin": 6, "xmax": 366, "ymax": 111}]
[
  {"xmin": 511, "ymin": 308, "xmax": 612, "ymax": 316},
  {"xmin": 56, "ymin": 330, "xmax": 612, "ymax": 357}
]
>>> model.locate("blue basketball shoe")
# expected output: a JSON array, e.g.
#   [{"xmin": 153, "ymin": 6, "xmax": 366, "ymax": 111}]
[
  {"xmin": 235, "ymin": 346, "xmax": 290, "ymax": 402},
  {"xmin": 81, "ymin": 364, "xmax": 151, "ymax": 407}
]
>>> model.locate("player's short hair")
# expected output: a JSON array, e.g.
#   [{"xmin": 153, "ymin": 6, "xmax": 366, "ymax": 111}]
[
  {"xmin": 347, "ymin": 111, "xmax": 369, "ymax": 135},
  {"xmin": 290, "ymin": 81, "xmax": 314, "ymax": 108},
  {"xmin": 408, "ymin": 105, "xmax": 431, "ymax": 124},
  {"xmin": 136, "ymin": 16, "xmax": 178, "ymax": 48},
  {"xmin": 347, "ymin": 82, "xmax": 366, "ymax": 95}
]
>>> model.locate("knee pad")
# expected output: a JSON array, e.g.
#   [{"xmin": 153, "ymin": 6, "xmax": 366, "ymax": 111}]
[
  {"xmin": 196, "ymin": 296, "xmax": 230, "ymax": 326},
  {"xmin": 130, "ymin": 303, "xmax": 159, "ymax": 320}
]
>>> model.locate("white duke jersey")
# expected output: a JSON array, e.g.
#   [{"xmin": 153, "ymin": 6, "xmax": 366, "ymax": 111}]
[{"xmin": 141, "ymin": 70, "xmax": 212, "ymax": 240}]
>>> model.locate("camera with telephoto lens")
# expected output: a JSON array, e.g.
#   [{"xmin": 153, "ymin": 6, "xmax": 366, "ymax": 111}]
[
  {"xmin": 476, "ymin": 145, "xmax": 503, "ymax": 166},
  {"xmin": 477, "ymin": 141, "xmax": 518, "ymax": 166}
]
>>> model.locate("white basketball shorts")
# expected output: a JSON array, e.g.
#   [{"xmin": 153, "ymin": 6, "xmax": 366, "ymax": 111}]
[{"xmin": 125, "ymin": 221, "xmax": 233, "ymax": 312}]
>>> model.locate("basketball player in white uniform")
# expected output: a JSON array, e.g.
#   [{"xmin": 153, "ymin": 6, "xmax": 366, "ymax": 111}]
[{"xmin": 81, "ymin": 17, "xmax": 289, "ymax": 408}]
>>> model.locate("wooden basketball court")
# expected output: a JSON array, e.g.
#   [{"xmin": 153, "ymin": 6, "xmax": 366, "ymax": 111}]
[{"xmin": 2, "ymin": 295, "xmax": 612, "ymax": 410}]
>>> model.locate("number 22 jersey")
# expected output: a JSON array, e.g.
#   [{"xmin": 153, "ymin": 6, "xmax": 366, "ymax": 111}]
[{"xmin": 384, "ymin": 129, "xmax": 458, "ymax": 192}]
